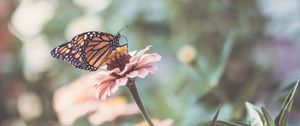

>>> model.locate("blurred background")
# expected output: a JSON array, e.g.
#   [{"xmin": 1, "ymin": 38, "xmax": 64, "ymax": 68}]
[{"xmin": 0, "ymin": 0, "xmax": 300, "ymax": 126}]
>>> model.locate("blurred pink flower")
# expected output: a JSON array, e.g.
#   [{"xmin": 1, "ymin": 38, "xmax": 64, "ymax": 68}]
[
  {"xmin": 93, "ymin": 46, "xmax": 161, "ymax": 100},
  {"xmin": 53, "ymin": 74, "xmax": 139, "ymax": 125},
  {"xmin": 134, "ymin": 118, "xmax": 174, "ymax": 126}
]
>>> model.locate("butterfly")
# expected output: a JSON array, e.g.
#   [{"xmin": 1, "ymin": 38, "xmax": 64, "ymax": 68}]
[{"xmin": 51, "ymin": 31, "xmax": 128, "ymax": 71}]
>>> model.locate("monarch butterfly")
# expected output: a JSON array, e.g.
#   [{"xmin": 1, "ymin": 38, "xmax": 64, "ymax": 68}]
[{"xmin": 51, "ymin": 31, "xmax": 128, "ymax": 71}]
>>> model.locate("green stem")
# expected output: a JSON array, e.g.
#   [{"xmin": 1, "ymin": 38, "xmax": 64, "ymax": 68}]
[{"xmin": 126, "ymin": 79, "xmax": 154, "ymax": 126}]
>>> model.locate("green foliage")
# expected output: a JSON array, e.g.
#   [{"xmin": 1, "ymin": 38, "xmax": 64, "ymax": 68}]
[
  {"xmin": 208, "ymin": 104, "xmax": 250, "ymax": 126},
  {"xmin": 209, "ymin": 104, "xmax": 222, "ymax": 126},
  {"xmin": 275, "ymin": 80, "xmax": 299, "ymax": 126},
  {"xmin": 245, "ymin": 80, "xmax": 299, "ymax": 126},
  {"xmin": 261, "ymin": 107, "xmax": 275, "ymax": 126},
  {"xmin": 245, "ymin": 102, "xmax": 265, "ymax": 126},
  {"xmin": 209, "ymin": 80, "xmax": 299, "ymax": 126},
  {"xmin": 214, "ymin": 121, "xmax": 250, "ymax": 126}
]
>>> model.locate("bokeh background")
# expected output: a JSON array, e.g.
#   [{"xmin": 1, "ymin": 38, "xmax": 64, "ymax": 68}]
[{"xmin": 0, "ymin": 0, "xmax": 300, "ymax": 126}]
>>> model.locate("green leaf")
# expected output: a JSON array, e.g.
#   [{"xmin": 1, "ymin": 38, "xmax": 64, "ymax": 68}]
[
  {"xmin": 210, "ymin": 31, "xmax": 236, "ymax": 87},
  {"xmin": 274, "ymin": 80, "xmax": 299, "ymax": 126},
  {"xmin": 215, "ymin": 121, "xmax": 250, "ymax": 126},
  {"xmin": 209, "ymin": 104, "xmax": 222, "ymax": 126},
  {"xmin": 261, "ymin": 107, "xmax": 275, "ymax": 126},
  {"xmin": 245, "ymin": 102, "xmax": 265, "ymax": 126}
]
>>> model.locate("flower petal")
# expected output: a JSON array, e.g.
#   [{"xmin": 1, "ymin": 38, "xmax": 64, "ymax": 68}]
[
  {"xmin": 129, "ymin": 50, "xmax": 137, "ymax": 56},
  {"xmin": 116, "ymin": 77, "xmax": 128, "ymax": 86},
  {"xmin": 127, "ymin": 71, "xmax": 139, "ymax": 78},
  {"xmin": 108, "ymin": 84, "xmax": 117, "ymax": 96},
  {"xmin": 137, "ymin": 69, "xmax": 149, "ymax": 78},
  {"xmin": 130, "ymin": 65, "xmax": 158, "ymax": 78},
  {"xmin": 53, "ymin": 74, "xmax": 98, "ymax": 125},
  {"xmin": 143, "ymin": 65, "xmax": 158, "ymax": 72},
  {"xmin": 130, "ymin": 46, "xmax": 152, "ymax": 63},
  {"xmin": 118, "ymin": 62, "xmax": 135, "ymax": 76},
  {"xmin": 95, "ymin": 81, "xmax": 115, "ymax": 100},
  {"xmin": 157, "ymin": 119, "xmax": 174, "ymax": 126},
  {"xmin": 93, "ymin": 71, "xmax": 116, "ymax": 85},
  {"xmin": 110, "ymin": 77, "xmax": 128, "ymax": 93},
  {"xmin": 88, "ymin": 98, "xmax": 139, "ymax": 125},
  {"xmin": 136, "ymin": 53, "xmax": 161, "ymax": 68},
  {"xmin": 137, "ymin": 69, "xmax": 152, "ymax": 78}
]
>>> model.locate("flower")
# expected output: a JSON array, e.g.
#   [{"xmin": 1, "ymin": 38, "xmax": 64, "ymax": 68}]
[
  {"xmin": 177, "ymin": 44, "xmax": 197, "ymax": 64},
  {"xmin": 65, "ymin": 14, "xmax": 102, "ymax": 40},
  {"xmin": 134, "ymin": 118, "xmax": 174, "ymax": 126},
  {"xmin": 22, "ymin": 35, "xmax": 52, "ymax": 81},
  {"xmin": 17, "ymin": 92, "xmax": 42, "ymax": 120},
  {"xmin": 11, "ymin": 0, "xmax": 56, "ymax": 37},
  {"xmin": 53, "ymin": 74, "xmax": 139, "ymax": 125},
  {"xmin": 88, "ymin": 97, "xmax": 139, "ymax": 125},
  {"xmin": 93, "ymin": 46, "xmax": 161, "ymax": 100},
  {"xmin": 73, "ymin": 0, "xmax": 111, "ymax": 13}
]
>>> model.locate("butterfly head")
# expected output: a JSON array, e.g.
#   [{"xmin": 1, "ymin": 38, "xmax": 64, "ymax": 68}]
[
  {"xmin": 114, "ymin": 33, "xmax": 128, "ymax": 47},
  {"xmin": 115, "ymin": 33, "xmax": 121, "ymax": 41},
  {"xmin": 112, "ymin": 33, "xmax": 120, "ymax": 46}
]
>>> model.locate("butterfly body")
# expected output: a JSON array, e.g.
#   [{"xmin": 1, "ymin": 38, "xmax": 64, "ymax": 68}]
[{"xmin": 51, "ymin": 31, "xmax": 126, "ymax": 71}]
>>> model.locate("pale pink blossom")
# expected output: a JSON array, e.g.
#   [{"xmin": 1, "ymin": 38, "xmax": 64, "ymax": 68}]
[
  {"xmin": 134, "ymin": 118, "xmax": 174, "ymax": 126},
  {"xmin": 53, "ymin": 74, "xmax": 139, "ymax": 125},
  {"xmin": 93, "ymin": 46, "xmax": 161, "ymax": 100}
]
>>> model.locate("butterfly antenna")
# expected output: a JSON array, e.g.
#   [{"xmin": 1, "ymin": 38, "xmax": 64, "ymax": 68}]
[
  {"xmin": 117, "ymin": 25, "xmax": 129, "ymax": 34},
  {"xmin": 121, "ymin": 35, "xmax": 128, "ymax": 45}
]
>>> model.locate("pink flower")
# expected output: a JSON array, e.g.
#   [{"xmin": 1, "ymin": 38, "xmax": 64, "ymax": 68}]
[
  {"xmin": 93, "ymin": 46, "xmax": 161, "ymax": 100},
  {"xmin": 134, "ymin": 118, "xmax": 174, "ymax": 126},
  {"xmin": 53, "ymin": 74, "xmax": 139, "ymax": 125}
]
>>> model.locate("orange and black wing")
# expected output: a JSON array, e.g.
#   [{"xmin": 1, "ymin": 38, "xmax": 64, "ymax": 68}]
[
  {"xmin": 70, "ymin": 32, "xmax": 90, "ymax": 48},
  {"xmin": 70, "ymin": 31, "xmax": 115, "ymax": 48},
  {"xmin": 51, "ymin": 42, "xmax": 87, "ymax": 70},
  {"xmin": 81, "ymin": 34, "xmax": 115, "ymax": 71},
  {"xmin": 52, "ymin": 32, "xmax": 120, "ymax": 71}
]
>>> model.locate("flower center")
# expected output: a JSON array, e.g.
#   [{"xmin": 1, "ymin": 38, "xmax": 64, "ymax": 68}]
[{"xmin": 106, "ymin": 53, "xmax": 131, "ymax": 71}]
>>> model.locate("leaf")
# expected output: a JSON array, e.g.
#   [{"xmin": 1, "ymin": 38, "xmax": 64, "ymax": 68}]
[
  {"xmin": 215, "ymin": 121, "xmax": 250, "ymax": 126},
  {"xmin": 245, "ymin": 102, "xmax": 265, "ymax": 126},
  {"xmin": 210, "ymin": 31, "xmax": 236, "ymax": 87},
  {"xmin": 233, "ymin": 72, "xmax": 264, "ymax": 119},
  {"xmin": 209, "ymin": 104, "xmax": 222, "ymax": 126},
  {"xmin": 261, "ymin": 107, "xmax": 275, "ymax": 126},
  {"xmin": 274, "ymin": 80, "xmax": 299, "ymax": 126}
]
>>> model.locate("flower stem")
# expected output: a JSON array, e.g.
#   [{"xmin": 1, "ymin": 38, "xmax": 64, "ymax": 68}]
[{"xmin": 126, "ymin": 79, "xmax": 154, "ymax": 126}]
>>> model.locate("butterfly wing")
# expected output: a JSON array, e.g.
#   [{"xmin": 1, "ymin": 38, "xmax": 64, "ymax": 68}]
[
  {"xmin": 51, "ymin": 32, "xmax": 120, "ymax": 71},
  {"xmin": 70, "ymin": 31, "xmax": 115, "ymax": 48},
  {"xmin": 81, "ymin": 34, "xmax": 115, "ymax": 71},
  {"xmin": 70, "ymin": 32, "xmax": 90, "ymax": 48},
  {"xmin": 51, "ymin": 42, "xmax": 87, "ymax": 70}
]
